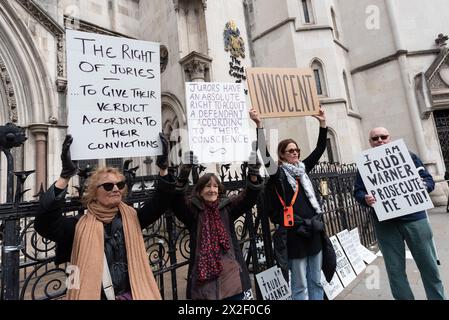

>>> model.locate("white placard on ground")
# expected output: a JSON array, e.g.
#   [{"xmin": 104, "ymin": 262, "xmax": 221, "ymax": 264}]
[
  {"xmin": 185, "ymin": 82, "xmax": 250, "ymax": 163},
  {"xmin": 349, "ymin": 228, "xmax": 377, "ymax": 264},
  {"xmin": 329, "ymin": 235, "xmax": 357, "ymax": 287},
  {"xmin": 336, "ymin": 229, "xmax": 366, "ymax": 275},
  {"xmin": 356, "ymin": 139, "xmax": 433, "ymax": 221},
  {"xmin": 66, "ymin": 29, "xmax": 161, "ymax": 160},
  {"xmin": 255, "ymin": 266, "xmax": 291, "ymax": 300},
  {"xmin": 321, "ymin": 271, "xmax": 344, "ymax": 300}
]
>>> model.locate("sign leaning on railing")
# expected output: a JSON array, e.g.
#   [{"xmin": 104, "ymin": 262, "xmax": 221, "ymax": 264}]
[
  {"xmin": 356, "ymin": 139, "xmax": 433, "ymax": 221},
  {"xmin": 255, "ymin": 265, "xmax": 291, "ymax": 300},
  {"xmin": 66, "ymin": 29, "xmax": 162, "ymax": 160}
]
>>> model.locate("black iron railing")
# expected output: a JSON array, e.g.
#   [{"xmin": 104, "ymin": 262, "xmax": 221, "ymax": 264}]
[{"xmin": 0, "ymin": 124, "xmax": 376, "ymax": 300}]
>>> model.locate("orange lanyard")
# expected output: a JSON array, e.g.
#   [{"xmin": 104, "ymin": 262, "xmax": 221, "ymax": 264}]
[{"xmin": 275, "ymin": 180, "xmax": 299, "ymax": 227}]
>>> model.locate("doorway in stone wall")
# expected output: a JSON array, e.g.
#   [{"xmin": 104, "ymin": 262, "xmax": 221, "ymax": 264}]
[{"xmin": 434, "ymin": 109, "xmax": 449, "ymax": 170}]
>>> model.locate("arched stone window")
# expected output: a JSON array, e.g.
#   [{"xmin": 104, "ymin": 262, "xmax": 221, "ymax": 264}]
[
  {"xmin": 343, "ymin": 71, "xmax": 353, "ymax": 111},
  {"xmin": 311, "ymin": 59, "xmax": 328, "ymax": 97},
  {"xmin": 331, "ymin": 7, "xmax": 340, "ymax": 40},
  {"xmin": 322, "ymin": 128, "xmax": 339, "ymax": 163},
  {"xmin": 301, "ymin": 0, "xmax": 315, "ymax": 24}
]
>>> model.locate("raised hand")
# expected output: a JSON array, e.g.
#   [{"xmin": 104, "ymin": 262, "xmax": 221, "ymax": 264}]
[
  {"xmin": 177, "ymin": 151, "xmax": 198, "ymax": 185},
  {"xmin": 156, "ymin": 132, "xmax": 169, "ymax": 170},
  {"xmin": 249, "ymin": 108, "xmax": 262, "ymax": 128},
  {"xmin": 312, "ymin": 107, "xmax": 326, "ymax": 127},
  {"xmin": 60, "ymin": 135, "xmax": 78, "ymax": 179}
]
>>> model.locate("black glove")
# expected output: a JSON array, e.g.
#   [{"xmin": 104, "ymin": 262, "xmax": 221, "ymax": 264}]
[
  {"xmin": 156, "ymin": 132, "xmax": 169, "ymax": 170},
  {"xmin": 247, "ymin": 150, "xmax": 261, "ymax": 177},
  {"xmin": 60, "ymin": 135, "xmax": 78, "ymax": 179},
  {"xmin": 177, "ymin": 151, "xmax": 198, "ymax": 184}
]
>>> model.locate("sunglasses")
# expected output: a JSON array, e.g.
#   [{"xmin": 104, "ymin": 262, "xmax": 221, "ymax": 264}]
[
  {"xmin": 285, "ymin": 148, "xmax": 300, "ymax": 154},
  {"xmin": 97, "ymin": 181, "xmax": 126, "ymax": 191},
  {"xmin": 370, "ymin": 135, "xmax": 389, "ymax": 142}
]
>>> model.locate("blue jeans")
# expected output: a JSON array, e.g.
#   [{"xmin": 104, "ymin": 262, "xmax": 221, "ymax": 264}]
[
  {"xmin": 374, "ymin": 217, "xmax": 445, "ymax": 300},
  {"xmin": 288, "ymin": 251, "xmax": 324, "ymax": 300}
]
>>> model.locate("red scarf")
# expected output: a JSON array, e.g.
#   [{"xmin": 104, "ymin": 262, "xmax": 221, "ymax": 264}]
[{"xmin": 197, "ymin": 200, "xmax": 230, "ymax": 282}]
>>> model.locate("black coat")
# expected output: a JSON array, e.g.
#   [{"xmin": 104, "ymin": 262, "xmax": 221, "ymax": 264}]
[
  {"xmin": 170, "ymin": 177, "xmax": 264, "ymax": 300},
  {"xmin": 258, "ymin": 127, "xmax": 328, "ymax": 279}
]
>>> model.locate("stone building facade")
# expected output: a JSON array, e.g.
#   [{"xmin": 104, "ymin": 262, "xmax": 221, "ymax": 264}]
[{"xmin": 0, "ymin": 0, "xmax": 448, "ymax": 204}]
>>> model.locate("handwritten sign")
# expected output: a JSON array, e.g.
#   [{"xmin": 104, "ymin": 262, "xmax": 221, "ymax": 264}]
[
  {"xmin": 255, "ymin": 266, "xmax": 291, "ymax": 300},
  {"xmin": 350, "ymin": 228, "xmax": 377, "ymax": 264},
  {"xmin": 185, "ymin": 82, "xmax": 250, "ymax": 163},
  {"xmin": 356, "ymin": 139, "xmax": 433, "ymax": 221},
  {"xmin": 329, "ymin": 235, "xmax": 357, "ymax": 287},
  {"xmin": 246, "ymin": 68, "xmax": 320, "ymax": 119},
  {"xmin": 66, "ymin": 29, "xmax": 161, "ymax": 160},
  {"xmin": 336, "ymin": 229, "xmax": 366, "ymax": 275},
  {"xmin": 321, "ymin": 271, "xmax": 344, "ymax": 300}
]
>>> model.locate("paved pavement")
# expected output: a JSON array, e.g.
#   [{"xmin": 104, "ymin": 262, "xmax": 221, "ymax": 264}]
[{"xmin": 335, "ymin": 206, "xmax": 449, "ymax": 300}]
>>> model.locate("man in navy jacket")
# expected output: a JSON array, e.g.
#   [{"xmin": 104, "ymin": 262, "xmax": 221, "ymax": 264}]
[{"xmin": 354, "ymin": 127, "xmax": 445, "ymax": 300}]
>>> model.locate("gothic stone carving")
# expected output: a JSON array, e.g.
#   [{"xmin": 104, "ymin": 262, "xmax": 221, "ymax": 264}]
[{"xmin": 0, "ymin": 57, "xmax": 18, "ymax": 122}]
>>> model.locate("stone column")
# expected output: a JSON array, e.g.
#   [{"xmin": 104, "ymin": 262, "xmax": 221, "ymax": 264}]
[
  {"xmin": 29, "ymin": 124, "xmax": 48, "ymax": 191},
  {"xmin": 180, "ymin": 51, "xmax": 212, "ymax": 82}
]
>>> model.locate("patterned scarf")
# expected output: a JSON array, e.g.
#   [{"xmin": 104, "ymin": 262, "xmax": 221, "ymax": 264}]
[
  {"xmin": 281, "ymin": 162, "xmax": 322, "ymax": 214},
  {"xmin": 67, "ymin": 201, "xmax": 162, "ymax": 300},
  {"xmin": 197, "ymin": 200, "xmax": 230, "ymax": 282}
]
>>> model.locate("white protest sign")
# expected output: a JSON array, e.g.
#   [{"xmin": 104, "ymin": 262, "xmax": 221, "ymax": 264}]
[
  {"xmin": 350, "ymin": 228, "xmax": 377, "ymax": 264},
  {"xmin": 320, "ymin": 271, "xmax": 344, "ymax": 300},
  {"xmin": 255, "ymin": 266, "xmax": 291, "ymax": 300},
  {"xmin": 185, "ymin": 82, "xmax": 250, "ymax": 163},
  {"xmin": 329, "ymin": 235, "xmax": 357, "ymax": 287},
  {"xmin": 336, "ymin": 229, "xmax": 366, "ymax": 275},
  {"xmin": 356, "ymin": 139, "xmax": 433, "ymax": 221},
  {"xmin": 66, "ymin": 29, "xmax": 161, "ymax": 160}
]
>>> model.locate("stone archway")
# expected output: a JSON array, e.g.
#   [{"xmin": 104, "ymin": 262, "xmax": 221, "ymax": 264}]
[
  {"xmin": 0, "ymin": 1, "xmax": 57, "ymax": 196},
  {"xmin": 161, "ymin": 92, "xmax": 187, "ymax": 167}
]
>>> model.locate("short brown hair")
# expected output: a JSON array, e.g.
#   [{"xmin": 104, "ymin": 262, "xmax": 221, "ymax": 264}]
[
  {"xmin": 192, "ymin": 173, "xmax": 225, "ymax": 199},
  {"xmin": 81, "ymin": 167, "xmax": 127, "ymax": 206},
  {"xmin": 277, "ymin": 139, "xmax": 300, "ymax": 164}
]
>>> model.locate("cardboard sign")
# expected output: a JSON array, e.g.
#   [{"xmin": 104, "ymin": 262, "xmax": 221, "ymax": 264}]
[
  {"xmin": 321, "ymin": 271, "xmax": 344, "ymax": 300},
  {"xmin": 329, "ymin": 235, "xmax": 357, "ymax": 287},
  {"xmin": 356, "ymin": 139, "xmax": 433, "ymax": 221},
  {"xmin": 246, "ymin": 68, "xmax": 320, "ymax": 119},
  {"xmin": 350, "ymin": 228, "xmax": 377, "ymax": 264},
  {"xmin": 185, "ymin": 82, "xmax": 250, "ymax": 163},
  {"xmin": 66, "ymin": 29, "xmax": 161, "ymax": 160},
  {"xmin": 255, "ymin": 266, "xmax": 291, "ymax": 300},
  {"xmin": 336, "ymin": 229, "xmax": 366, "ymax": 275}
]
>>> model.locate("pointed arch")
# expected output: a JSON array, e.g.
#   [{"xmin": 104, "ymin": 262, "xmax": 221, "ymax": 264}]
[
  {"xmin": 343, "ymin": 70, "xmax": 353, "ymax": 111},
  {"xmin": 330, "ymin": 7, "xmax": 340, "ymax": 40},
  {"xmin": 300, "ymin": 0, "xmax": 315, "ymax": 24},
  {"xmin": 0, "ymin": 1, "xmax": 57, "ymax": 125},
  {"xmin": 310, "ymin": 58, "xmax": 328, "ymax": 97},
  {"xmin": 161, "ymin": 92, "xmax": 187, "ymax": 165},
  {"xmin": 324, "ymin": 127, "xmax": 340, "ymax": 163}
]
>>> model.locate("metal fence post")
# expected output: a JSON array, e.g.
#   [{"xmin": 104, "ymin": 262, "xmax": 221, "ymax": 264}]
[
  {"xmin": 1, "ymin": 148, "xmax": 20, "ymax": 300},
  {"xmin": 0, "ymin": 123, "xmax": 27, "ymax": 300}
]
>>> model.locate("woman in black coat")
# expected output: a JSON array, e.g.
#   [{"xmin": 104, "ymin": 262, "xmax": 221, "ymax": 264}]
[
  {"xmin": 249, "ymin": 108, "xmax": 328, "ymax": 300},
  {"xmin": 34, "ymin": 134, "xmax": 174, "ymax": 300},
  {"xmin": 170, "ymin": 151, "xmax": 263, "ymax": 300}
]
